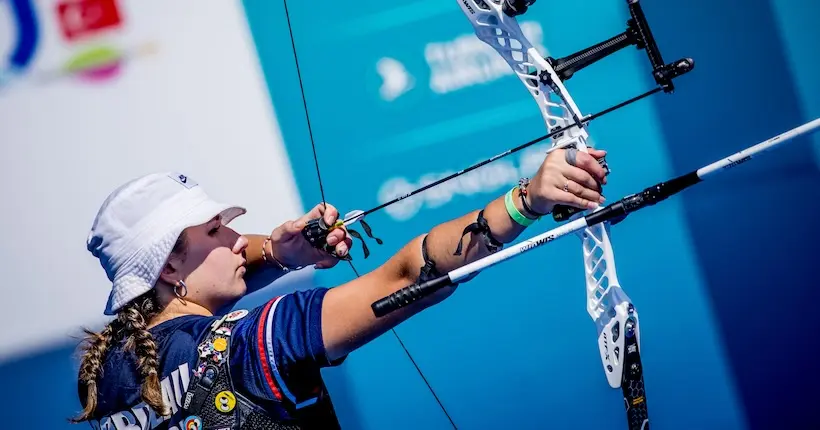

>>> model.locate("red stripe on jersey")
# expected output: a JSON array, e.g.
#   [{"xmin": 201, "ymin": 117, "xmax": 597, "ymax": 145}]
[{"xmin": 256, "ymin": 297, "xmax": 283, "ymax": 401}]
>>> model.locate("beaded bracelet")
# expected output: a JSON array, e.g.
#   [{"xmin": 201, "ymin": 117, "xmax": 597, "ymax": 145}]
[{"xmin": 262, "ymin": 236, "xmax": 301, "ymax": 273}]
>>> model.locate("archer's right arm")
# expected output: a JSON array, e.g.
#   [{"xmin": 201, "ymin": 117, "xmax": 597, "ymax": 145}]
[{"xmin": 321, "ymin": 148, "xmax": 609, "ymax": 362}]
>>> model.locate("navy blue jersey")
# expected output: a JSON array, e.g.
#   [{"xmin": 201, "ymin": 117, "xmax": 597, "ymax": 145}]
[{"xmin": 84, "ymin": 288, "xmax": 344, "ymax": 429}]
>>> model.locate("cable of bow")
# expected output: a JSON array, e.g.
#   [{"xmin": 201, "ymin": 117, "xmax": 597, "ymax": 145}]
[{"xmin": 280, "ymin": 2, "xmax": 458, "ymax": 428}]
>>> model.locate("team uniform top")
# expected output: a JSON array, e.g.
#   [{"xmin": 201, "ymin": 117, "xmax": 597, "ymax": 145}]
[{"xmin": 82, "ymin": 288, "xmax": 344, "ymax": 429}]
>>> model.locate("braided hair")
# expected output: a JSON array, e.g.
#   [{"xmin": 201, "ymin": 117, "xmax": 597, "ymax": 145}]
[
  {"xmin": 71, "ymin": 289, "xmax": 167, "ymax": 422},
  {"xmin": 71, "ymin": 233, "xmax": 188, "ymax": 423}
]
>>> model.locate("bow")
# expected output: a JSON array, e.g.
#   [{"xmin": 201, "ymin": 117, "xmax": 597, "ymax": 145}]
[
  {"xmin": 377, "ymin": 1, "xmax": 693, "ymax": 428},
  {"xmin": 282, "ymin": 0, "xmax": 693, "ymax": 428},
  {"xmin": 283, "ymin": 0, "xmax": 694, "ymax": 429},
  {"xmin": 281, "ymin": 1, "xmax": 820, "ymax": 429},
  {"xmin": 456, "ymin": 2, "xmax": 690, "ymax": 428}
]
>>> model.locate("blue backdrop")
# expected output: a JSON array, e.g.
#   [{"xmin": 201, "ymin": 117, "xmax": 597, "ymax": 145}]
[
  {"xmin": 3, "ymin": 1, "xmax": 818, "ymax": 429},
  {"xmin": 242, "ymin": 0, "xmax": 820, "ymax": 428}
]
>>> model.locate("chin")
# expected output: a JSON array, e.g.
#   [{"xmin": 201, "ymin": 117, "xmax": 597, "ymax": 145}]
[{"xmin": 234, "ymin": 280, "xmax": 248, "ymax": 297}]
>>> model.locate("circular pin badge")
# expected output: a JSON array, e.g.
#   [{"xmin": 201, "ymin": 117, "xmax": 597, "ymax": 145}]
[
  {"xmin": 225, "ymin": 309, "xmax": 248, "ymax": 322},
  {"xmin": 183, "ymin": 415, "xmax": 202, "ymax": 430},
  {"xmin": 215, "ymin": 390, "xmax": 236, "ymax": 413},
  {"xmin": 212, "ymin": 337, "xmax": 228, "ymax": 352}
]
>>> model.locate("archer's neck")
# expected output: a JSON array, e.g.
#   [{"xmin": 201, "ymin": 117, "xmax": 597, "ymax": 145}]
[{"xmin": 148, "ymin": 298, "xmax": 213, "ymax": 329}]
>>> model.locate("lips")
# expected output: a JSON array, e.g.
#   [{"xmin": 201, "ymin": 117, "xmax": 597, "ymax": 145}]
[{"xmin": 237, "ymin": 258, "xmax": 247, "ymax": 275}]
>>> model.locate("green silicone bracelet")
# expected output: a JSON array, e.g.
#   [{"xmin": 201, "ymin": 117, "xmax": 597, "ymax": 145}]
[{"xmin": 505, "ymin": 187, "xmax": 537, "ymax": 227}]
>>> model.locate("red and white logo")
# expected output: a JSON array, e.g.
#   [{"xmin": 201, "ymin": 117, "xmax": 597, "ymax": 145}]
[{"xmin": 55, "ymin": 0, "xmax": 122, "ymax": 41}]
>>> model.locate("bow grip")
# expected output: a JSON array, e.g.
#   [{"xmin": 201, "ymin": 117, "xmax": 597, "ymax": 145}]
[
  {"xmin": 552, "ymin": 204, "xmax": 581, "ymax": 222},
  {"xmin": 552, "ymin": 155, "xmax": 610, "ymax": 222}
]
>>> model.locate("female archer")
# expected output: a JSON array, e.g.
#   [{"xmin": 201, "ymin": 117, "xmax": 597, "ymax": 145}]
[{"xmin": 71, "ymin": 147, "xmax": 607, "ymax": 429}]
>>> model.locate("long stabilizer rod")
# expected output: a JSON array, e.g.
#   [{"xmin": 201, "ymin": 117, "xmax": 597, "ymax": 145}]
[{"xmin": 372, "ymin": 118, "xmax": 820, "ymax": 317}]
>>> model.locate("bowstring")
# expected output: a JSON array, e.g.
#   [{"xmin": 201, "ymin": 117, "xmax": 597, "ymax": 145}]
[
  {"xmin": 281, "ymin": 2, "xmax": 457, "ymax": 428},
  {"xmin": 282, "ymin": 0, "xmax": 327, "ymax": 212}
]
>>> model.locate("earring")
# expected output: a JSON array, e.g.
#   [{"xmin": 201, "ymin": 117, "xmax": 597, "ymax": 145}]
[{"xmin": 174, "ymin": 280, "xmax": 188, "ymax": 298}]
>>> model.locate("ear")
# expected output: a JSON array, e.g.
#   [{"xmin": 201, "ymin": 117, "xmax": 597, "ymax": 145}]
[{"xmin": 157, "ymin": 258, "xmax": 182, "ymax": 286}]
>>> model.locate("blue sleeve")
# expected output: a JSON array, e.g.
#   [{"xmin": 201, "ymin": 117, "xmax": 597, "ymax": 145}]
[{"xmin": 228, "ymin": 288, "xmax": 345, "ymax": 408}]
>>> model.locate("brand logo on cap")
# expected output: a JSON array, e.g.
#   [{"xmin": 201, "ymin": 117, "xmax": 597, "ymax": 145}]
[{"xmin": 168, "ymin": 173, "xmax": 198, "ymax": 189}]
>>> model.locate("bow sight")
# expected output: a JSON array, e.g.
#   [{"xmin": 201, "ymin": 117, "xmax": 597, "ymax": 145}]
[
  {"xmin": 540, "ymin": 0, "xmax": 694, "ymax": 92},
  {"xmin": 535, "ymin": 0, "xmax": 695, "ymax": 221}
]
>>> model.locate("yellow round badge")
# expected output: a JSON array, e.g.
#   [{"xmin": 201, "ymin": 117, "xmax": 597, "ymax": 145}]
[
  {"xmin": 215, "ymin": 391, "xmax": 236, "ymax": 413},
  {"xmin": 212, "ymin": 337, "xmax": 228, "ymax": 352}
]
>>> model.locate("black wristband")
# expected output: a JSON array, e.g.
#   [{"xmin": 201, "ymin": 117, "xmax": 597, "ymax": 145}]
[{"xmin": 518, "ymin": 178, "xmax": 550, "ymax": 218}]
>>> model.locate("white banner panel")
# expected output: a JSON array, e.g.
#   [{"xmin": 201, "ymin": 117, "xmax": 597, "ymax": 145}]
[{"xmin": 0, "ymin": 0, "xmax": 306, "ymax": 363}]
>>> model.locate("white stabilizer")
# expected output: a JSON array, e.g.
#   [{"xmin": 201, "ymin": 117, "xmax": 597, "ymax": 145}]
[{"xmin": 459, "ymin": 0, "xmax": 628, "ymax": 387}]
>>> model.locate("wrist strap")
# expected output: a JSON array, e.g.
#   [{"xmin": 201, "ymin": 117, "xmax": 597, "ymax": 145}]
[{"xmin": 505, "ymin": 187, "xmax": 537, "ymax": 227}]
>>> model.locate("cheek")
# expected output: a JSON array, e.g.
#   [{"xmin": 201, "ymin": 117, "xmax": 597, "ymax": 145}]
[{"xmin": 185, "ymin": 249, "xmax": 239, "ymax": 289}]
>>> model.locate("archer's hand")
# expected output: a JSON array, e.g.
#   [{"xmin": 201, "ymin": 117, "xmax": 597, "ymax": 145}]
[
  {"xmin": 526, "ymin": 148, "xmax": 608, "ymax": 214},
  {"xmin": 269, "ymin": 203, "xmax": 353, "ymax": 270}
]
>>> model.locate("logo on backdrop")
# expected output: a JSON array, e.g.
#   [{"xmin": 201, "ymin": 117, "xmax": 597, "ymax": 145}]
[
  {"xmin": 1, "ymin": 0, "xmax": 156, "ymax": 92},
  {"xmin": 426, "ymin": 21, "xmax": 547, "ymax": 95},
  {"xmin": 0, "ymin": 0, "xmax": 38, "ymax": 86},
  {"xmin": 376, "ymin": 57, "xmax": 414, "ymax": 102},
  {"xmin": 374, "ymin": 21, "xmax": 546, "ymax": 103},
  {"xmin": 378, "ymin": 142, "xmax": 551, "ymax": 221},
  {"xmin": 372, "ymin": 20, "xmax": 558, "ymax": 221}
]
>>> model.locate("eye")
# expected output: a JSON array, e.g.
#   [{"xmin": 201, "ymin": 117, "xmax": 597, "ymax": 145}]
[{"xmin": 208, "ymin": 223, "xmax": 221, "ymax": 236}]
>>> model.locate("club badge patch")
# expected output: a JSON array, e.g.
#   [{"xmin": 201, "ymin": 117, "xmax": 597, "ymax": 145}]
[{"xmin": 225, "ymin": 309, "xmax": 248, "ymax": 322}]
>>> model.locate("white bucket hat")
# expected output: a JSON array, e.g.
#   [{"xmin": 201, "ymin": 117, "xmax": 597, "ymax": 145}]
[{"xmin": 87, "ymin": 172, "xmax": 246, "ymax": 315}]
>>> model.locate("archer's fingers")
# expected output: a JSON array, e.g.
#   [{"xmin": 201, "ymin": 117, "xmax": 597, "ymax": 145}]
[
  {"xmin": 325, "ymin": 228, "xmax": 348, "ymax": 247},
  {"xmin": 565, "ymin": 179, "xmax": 604, "ymax": 205},
  {"xmin": 321, "ymin": 204, "xmax": 340, "ymax": 226},
  {"xmin": 563, "ymin": 165, "xmax": 601, "ymax": 193},
  {"xmin": 554, "ymin": 189, "xmax": 598, "ymax": 211},
  {"xmin": 273, "ymin": 220, "xmax": 301, "ymax": 240},
  {"xmin": 299, "ymin": 202, "xmax": 336, "ymax": 224},
  {"xmin": 573, "ymin": 151, "xmax": 608, "ymax": 183},
  {"xmin": 301, "ymin": 203, "xmax": 325, "ymax": 221}
]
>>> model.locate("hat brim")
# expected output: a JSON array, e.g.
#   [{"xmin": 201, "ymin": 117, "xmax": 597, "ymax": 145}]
[{"xmin": 103, "ymin": 199, "xmax": 246, "ymax": 316}]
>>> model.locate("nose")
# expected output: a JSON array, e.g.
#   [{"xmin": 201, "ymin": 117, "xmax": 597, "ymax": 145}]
[{"xmin": 232, "ymin": 235, "xmax": 249, "ymax": 255}]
